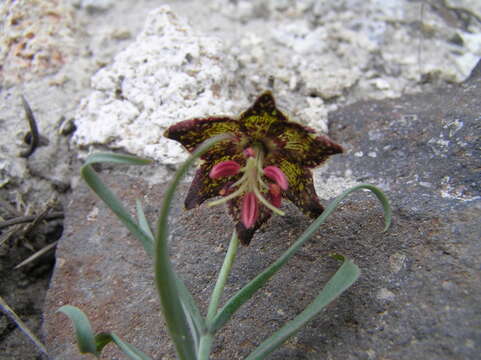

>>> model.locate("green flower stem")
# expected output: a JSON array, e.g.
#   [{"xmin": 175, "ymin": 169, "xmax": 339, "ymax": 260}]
[
  {"xmin": 197, "ymin": 231, "xmax": 239, "ymax": 360},
  {"xmin": 197, "ymin": 333, "xmax": 214, "ymax": 360},
  {"xmin": 206, "ymin": 231, "xmax": 240, "ymax": 323}
]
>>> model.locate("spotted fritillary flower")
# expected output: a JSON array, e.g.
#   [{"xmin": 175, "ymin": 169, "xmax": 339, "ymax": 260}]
[{"xmin": 164, "ymin": 91, "xmax": 343, "ymax": 244}]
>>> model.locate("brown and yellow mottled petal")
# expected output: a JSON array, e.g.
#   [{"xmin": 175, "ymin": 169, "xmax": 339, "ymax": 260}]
[
  {"xmin": 185, "ymin": 155, "xmax": 245, "ymax": 209},
  {"xmin": 238, "ymin": 91, "xmax": 288, "ymax": 140},
  {"xmin": 201, "ymin": 138, "xmax": 243, "ymax": 161},
  {"xmin": 273, "ymin": 158, "xmax": 324, "ymax": 218},
  {"xmin": 164, "ymin": 117, "xmax": 242, "ymax": 154},
  {"xmin": 227, "ymin": 196, "xmax": 273, "ymax": 245},
  {"xmin": 267, "ymin": 121, "xmax": 343, "ymax": 167}
]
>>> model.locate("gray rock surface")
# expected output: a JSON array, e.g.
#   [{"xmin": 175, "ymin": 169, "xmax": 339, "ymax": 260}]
[
  {"xmin": 43, "ymin": 62, "xmax": 481, "ymax": 359},
  {"xmin": 1, "ymin": 1, "xmax": 479, "ymax": 359}
]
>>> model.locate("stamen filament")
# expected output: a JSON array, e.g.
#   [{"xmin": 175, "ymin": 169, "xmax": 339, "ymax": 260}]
[
  {"xmin": 256, "ymin": 173, "xmax": 269, "ymax": 190},
  {"xmin": 230, "ymin": 171, "xmax": 249, "ymax": 188},
  {"xmin": 253, "ymin": 185, "xmax": 285, "ymax": 216},
  {"xmin": 207, "ymin": 183, "xmax": 248, "ymax": 207},
  {"xmin": 256, "ymin": 162, "xmax": 264, "ymax": 174},
  {"xmin": 253, "ymin": 147, "xmax": 269, "ymax": 189}
]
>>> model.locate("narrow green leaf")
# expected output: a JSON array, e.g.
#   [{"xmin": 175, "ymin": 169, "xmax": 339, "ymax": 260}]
[
  {"xmin": 84, "ymin": 152, "xmax": 152, "ymax": 167},
  {"xmin": 58, "ymin": 305, "xmax": 153, "ymax": 360},
  {"xmin": 58, "ymin": 305, "xmax": 98, "ymax": 356},
  {"xmin": 93, "ymin": 332, "xmax": 153, "ymax": 360},
  {"xmin": 110, "ymin": 332, "xmax": 153, "ymax": 360},
  {"xmin": 362, "ymin": 184, "xmax": 392, "ymax": 232},
  {"xmin": 245, "ymin": 256, "xmax": 360, "ymax": 360},
  {"xmin": 176, "ymin": 273, "xmax": 207, "ymax": 350},
  {"xmin": 80, "ymin": 153, "xmax": 154, "ymax": 257},
  {"xmin": 154, "ymin": 134, "xmax": 232, "ymax": 360},
  {"xmin": 136, "ymin": 199, "xmax": 155, "ymax": 240},
  {"xmin": 211, "ymin": 184, "xmax": 390, "ymax": 332}
]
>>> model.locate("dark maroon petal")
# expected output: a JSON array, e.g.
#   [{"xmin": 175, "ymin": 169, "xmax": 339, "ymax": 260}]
[
  {"xmin": 267, "ymin": 121, "xmax": 343, "ymax": 168},
  {"xmin": 184, "ymin": 155, "xmax": 244, "ymax": 209},
  {"xmin": 285, "ymin": 184, "xmax": 324, "ymax": 219},
  {"xmin": 266, "ymin": 158, "xmax": 324, "ymax": 218},
  {"xmin": 219, "ymin": 181, "xmax": 236, "ymax": 197},
  {"xmin": 165, "ymin": 117, "xmax": 240, "ymax": 151},
  {"xmin": 238, "ymin": 91, "xmax": 288, "ymax": 140},
  {"xmin": 241, "ymin": 91, "xmax": 282, "ymax": 117},
  {"xmin": 164, "ymin": 117, "xmax": 243, "ymax": 159}
]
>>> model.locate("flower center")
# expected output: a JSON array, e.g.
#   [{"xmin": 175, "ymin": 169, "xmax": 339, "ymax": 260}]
[{"xmin": 208, "ymin": 147, "xmax": 288, "ymax": 228}]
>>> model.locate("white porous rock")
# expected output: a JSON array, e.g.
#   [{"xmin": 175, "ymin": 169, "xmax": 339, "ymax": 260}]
[
  {"xmin": 446, "ymin": 0, "xmax": 481, "ymax": 20},
  {"xmin": 79, "ymin": 0, "xmax": 115, "ymax": 13},
  {"xmin": 209, "ymin": 0, "xmax": 480, "ymax": 107},
  {"xmin": 295, "ymin": 96, "xmax": 329, "ymax": 133},
  {"xmin": 73, "ymin": 6, "xmax": 243, "ymax": 164}
]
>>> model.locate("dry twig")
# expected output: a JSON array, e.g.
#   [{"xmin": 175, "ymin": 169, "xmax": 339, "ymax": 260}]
[
  {"xmin": 0, "ymin": 212, "xmax": 64, "ymax": 230},
  {"xmin": 15, "ymin": 240, "xmax": 58, "ymax": 269}
]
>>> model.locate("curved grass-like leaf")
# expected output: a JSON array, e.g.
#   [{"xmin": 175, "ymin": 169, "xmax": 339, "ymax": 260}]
[
  {"xmin": 94, "ymin": 332, "xmax": 152, "ymax": 360},
  {"xmin": 59, "ymin": 306, "xmax": 152, "ymax": 359},
  {"xmin": 81, "ymin": 153, "xmax": 154, "ymax": 256},
  {"xmin": 84, "ymin": 153, "xmax": 152, "ymax": 166},
  {"xmin": 58, "ymin": 305, "xmax": 99, "ymax": 356},
  {"xmin": 108, "ymin": 333, "xmax": 152, "ymax": 360},
  {"xmin": 245, "ymin": 255, "xmax": 359, "ymax": 359},
  {"xmin": 154, "ymin": 134, "xmax": 232, "ymax": 360},
  {"xmin": 134, "ymin": 201, "xmax": 205, "ymax": 349},
  {"xmin": 175, "ymin": 271, "xmax": 205, "ymax": 352},
  {"xmin": 210, "ymin": 184, "xmax": 391, "ymax": 332},
  {"xmin": 136, "ymin": 199, "xmax": 155, "ymax": 240}
]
